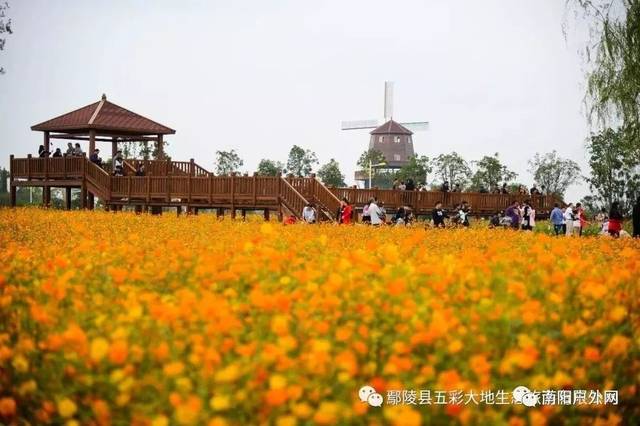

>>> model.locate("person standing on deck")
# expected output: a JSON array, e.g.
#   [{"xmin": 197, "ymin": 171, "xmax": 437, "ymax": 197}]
[{"xmin": 65, "ymin": 143, "xmax": 74, "ymax": 156}]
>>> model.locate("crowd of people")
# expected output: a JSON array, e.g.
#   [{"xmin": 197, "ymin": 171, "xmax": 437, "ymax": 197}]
[
  {"xmin": 36, "ymin": 144, "xmax": 146, "ymax": 177},
  {"xmin": 296, "ymin": 196, "xmax": 640, "ymax": 238}
]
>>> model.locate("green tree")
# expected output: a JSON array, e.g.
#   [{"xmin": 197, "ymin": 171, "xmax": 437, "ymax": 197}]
[
  {"xmin": 571, "ymin": 1, "xmax": 640, "ymax": 163},
  {"xmin": 470, "ymin": 153, "xmax": 517, "ymax": 191},
  {"xmin": 256, "ymin": 159, "xmax": 284, "ymax": 176},
  {"xmin": 356, "ymin": 149, "xmax": 386, "ymax": 170},
  {"xmin": 0, "ymin": 2, "xmax": 13, "ymax": 75},
  {"xmin": 317, "ymin": 158, "xmax": 346, "ymax": 187},
  {"xmin": 586, "ymin": 128, "xmax": 640, "ymax": 213},
  {"xmin": 431, "ymin": 152, "xmax": 472, "ymax": 188},
  {"xmin": 214, "ymin": 149, "xmax": 243, "ymax": 175},
  {"xmin": 356, "ymin": 149, "xmax": 389, "ymax": 188},
  {"xmin": 527, "ymin": 151, "xmax": 581, "ymax": 198},
  {"xmin": 0, "ymin": 167, "xmax": 8, "ymax": 193},
  {"xmin": 396, "ymin": 155, "xmax": 431, "ymax": 185},
  {"xmin": 286, "ymin": 145, "xmax": 318, "ymax": 177}
]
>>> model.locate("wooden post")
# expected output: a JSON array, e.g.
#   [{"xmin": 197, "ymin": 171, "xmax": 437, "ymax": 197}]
[
  {"xmin": 146, "ymin": 176, "xmax": 151, "ymax": 203},
  {"xmin": 264, "ymin": 209, "xmax": 270, "ymax": 221},
  {"xmin": 88, "ymin": 193, "xmax": 95, "ymax": 210},
  {"xmin": 165, "ymin": 176, "xmax": 170, "ymax": 203},
  {"xmin": 44, "ymin": 132, "xmax": 50, "ymax": 206},
  {"xmin": 9, "ymin": 155, "xmax": 16, "ymax": 207},
  {"xmin": 27, "ymin": 154, "xmax": 31, "ymax": 180},
  {"xmin": 81, "ymin": 183, "xmax": 87, "ymax": 209},
  {"xmin": 127, "ymin": 176, "xmax": 132, "ymax": 200},
  {"xmin": 89, "ymin": 130, "xmax": 96, "ymax": 158},
  {"xmin": 241, "ymin": 209, "xmax": 247, "ymax": 221},
  {"xmin": 190, "ymin": 158, "xmax": 195, "ymax": 176},
  {"xmin": 177, "ymin": 206, "xmax": 182, "ymax": 216},
  {"xmin": 112, "ymin": 137, "xmax": 117, "ymax": 159},
  {"xmin": 156, "ymin": 134, "xmax": 164, "ymax": 159},
  {"xmin": 230, "ymin": 173, "xmax": 235, "ymax": 219},
  {"xmin": 252, "ymin": 172, "xmax": 257, "ymax": 207},
  {"xmin": 208, "ymin": 174, "xmax": 213, "ymax": 204},
  {"xmin": 275, "ymin": 173, "xmax": 281, "ymax": 220},
  {"xmin": 216, "ymin": 208, "xmax": 224, "ymax": 219},
  {"xmin": 65, "ymin": 187, "xmax": 71, "ymax": 210}
]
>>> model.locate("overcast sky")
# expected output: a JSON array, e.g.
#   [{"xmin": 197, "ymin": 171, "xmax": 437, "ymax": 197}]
[{"xmin": 0, "ymin": 0, "xmax": 592, "ymax": 201}]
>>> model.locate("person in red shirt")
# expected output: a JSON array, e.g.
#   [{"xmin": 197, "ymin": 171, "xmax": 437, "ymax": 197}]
[
  {"xmin": 608, "ymin": 201, "xmax": 623, "ymax": 237},
  {"xmin": 576, "ymin": 202, "xmax": 588, "ymax": 236},
  {"xmin": 340, "ymin": 198, "xmax": 353, "ymax": 225}
]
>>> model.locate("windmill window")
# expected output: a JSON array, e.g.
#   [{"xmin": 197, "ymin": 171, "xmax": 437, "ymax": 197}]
[
  {"xmin": 395, "ymin": 136, "xmax": 401, "ymax": 143},
  {"xmin": 394, "ymin": 154, "xmax": 401, "ymax": 161},
  {"xmin": 378, "ymin": 136, "xmax": 384, "ymax": 143}
]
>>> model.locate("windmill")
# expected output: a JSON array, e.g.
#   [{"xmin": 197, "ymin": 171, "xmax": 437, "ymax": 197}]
[{"xmin": 342, "ymin": 82, "xmax": 429, "ymax": 185}]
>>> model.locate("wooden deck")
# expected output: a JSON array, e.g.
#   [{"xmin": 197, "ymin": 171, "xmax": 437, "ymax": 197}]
[{"xmin": 8, "ymin": 156, "xmax": 562, "ymax": 220}]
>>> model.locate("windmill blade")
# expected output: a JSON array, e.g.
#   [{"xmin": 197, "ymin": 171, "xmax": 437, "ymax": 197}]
[
  {"xmin": 400, "ymin": 121, "xmax": 429, "ymax": 132},
  {"xmin": 384, "ymin": 81, "xmax": 394, "ymax": 120},
  {"xmin": 341, "ymin": 119, "xmax": 379, "ymax": 130}
]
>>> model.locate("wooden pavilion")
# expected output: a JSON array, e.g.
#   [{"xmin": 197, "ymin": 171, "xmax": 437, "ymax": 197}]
[{"xmin": 28, "ymin": 94, "xmax": 175, "ymax": 207}]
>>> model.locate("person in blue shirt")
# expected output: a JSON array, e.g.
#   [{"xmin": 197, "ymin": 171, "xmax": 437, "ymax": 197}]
[{"xmin": 549, "ymin": 203, "xmax": 564, "ymax": 236}]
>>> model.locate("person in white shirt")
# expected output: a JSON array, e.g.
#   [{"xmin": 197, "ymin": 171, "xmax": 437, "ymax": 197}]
[
  {"xmin": 563, "ymin": 203, "xmax": 574, "ymax": 236},
  {"xmin": 369, "ymin": 200, "xmax": 384, "ymax": 226},
  {"xmin": 302, "ymin": 203, "xmax": 316, "ymax": 224}
]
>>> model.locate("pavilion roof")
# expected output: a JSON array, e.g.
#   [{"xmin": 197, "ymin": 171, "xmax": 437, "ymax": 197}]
[
  {"xmin": 31, "ymin": 94, "xmax": 175, "ymax": 135},
  {"xmin": 370, "ymin": 119, "xmax": 413, "ymax": 135}
]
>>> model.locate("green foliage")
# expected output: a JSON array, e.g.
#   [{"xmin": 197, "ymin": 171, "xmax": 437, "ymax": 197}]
[
  {"xmin": 431, "ymin": 152, "xmax": 472, "ymax": 187},
  {"xmin": 256, "ymin": 159, "xmax": 284, "ymax": 176},
  {"xmin": 317, "ymin": 158, "xmax": 346, "ymax": 187},
  {"xmin": 527, "ymin": 151, "xmax": 581, "ymax": 198},
  {"xmin": 572, "ymin": 0, "xmax": 640, "ymax": 163},
  {"xmin": 586, "ymin": 128, "xmax": 640, "ymax": 213},
  {"xmin": 0, "ymin": 1, "xmax": 12, "ymax": 75},
  {"xmin": 396, "ymin": 155, "xmax": 431, "ymax": 185},
  {"xmin": 357, "ymin": 149, "xmax": 386, "ymax": 170},
  {"xmin": 0, "ymin": 167, "xmax": 8, "ymax": 193},
  {"xmin": 470, "ymin": 153, "xmax": 518, "ymax": 192},
  {"xmin": 214, "ymin": 149, "xmax": 244, "ymax": 175},
  {"xmin": 286, "ymin": 145, "xmax": 318, "ymax": 177}
]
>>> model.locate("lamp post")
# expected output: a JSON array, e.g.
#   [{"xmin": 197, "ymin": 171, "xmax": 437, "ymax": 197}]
[{"xmin": 369, "ymin": 160, "xmax": 386, "ymax": 189}]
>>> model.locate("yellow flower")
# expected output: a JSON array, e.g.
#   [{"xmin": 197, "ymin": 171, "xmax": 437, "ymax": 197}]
[
  {"xmin": 90, "ymin": 337, "xmax": 110, "ymax": 362},
  {"xmin": 214, "ymin": 364, "xmax": 240, "ymax": 383},
  {"xmin": 269, "ymin": 374, "xmax": 287, "ymax": 390},
  {"xmin": 151, "ymin": 415, "xmax": 169, "ymax": 426},
  {"xmin": 209, "ymin": 395, "xmax": 231, "ymax": 411},
  {"xmin": 57, "ymin": 398, "xmax": 77, "ymax": 418},
  {"xmin": 12, "ymin": 354, "xmax": 29, "ymax": 372}
]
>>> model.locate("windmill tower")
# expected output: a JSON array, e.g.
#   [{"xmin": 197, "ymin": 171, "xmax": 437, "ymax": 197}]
[{"xmin": 342, "ymin": 82, "xmax": 429, "ymax": 174}]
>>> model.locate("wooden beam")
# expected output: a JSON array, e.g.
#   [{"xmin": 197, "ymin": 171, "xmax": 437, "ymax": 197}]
[
  {"xmin": 156, "ymin": 134, "xmax": 164, "ymax": 159},
  {"xmin": 65, "ymin": 187, "xmax": 72, "ymax": 210},
  {"xmin": 112, "ymin": 137, "xmax": 117, "ymax": 158},
  {"xmin": 89, "ymin": 130, "xmax": 96, "ymax": 157}
]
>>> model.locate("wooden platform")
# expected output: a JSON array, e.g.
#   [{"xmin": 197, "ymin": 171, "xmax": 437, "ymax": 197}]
[{"xmin": 9, "ymin": 156, "xmax": 562, "ymax": 220}]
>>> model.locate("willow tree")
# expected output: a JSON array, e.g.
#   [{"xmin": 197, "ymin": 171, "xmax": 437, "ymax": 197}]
[{"xmin": 572, "ymin": 1, "xmax": 640, "ymax": 162}]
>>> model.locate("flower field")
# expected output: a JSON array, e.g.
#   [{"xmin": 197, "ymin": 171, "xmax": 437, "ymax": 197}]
[{"xmin": 0, "ymin": 209, "xmax": 638, "ymax": 426}]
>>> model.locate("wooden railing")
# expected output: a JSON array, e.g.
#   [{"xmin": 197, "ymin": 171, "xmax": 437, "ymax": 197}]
[
  {"xmin": 10, "ymin": 156, "xmax": 86, "ymax": 180},
  {"xmin": 312, "ymin": 178, "xmax": 342, "ymax": 219},
  {"xmin": 9, "ymin": 156, "xmax": 562, "ymax": 216},
  {"xmin": 279, "ymin": 178, "xmax": 309, "ymax": 218},
  {"xmin": 124, "ymin": 159, "xmax": 211, "ymax": 177},
  {"xmin": 331, "ymin": 187, "xmax": 560, "ymax": 214}
]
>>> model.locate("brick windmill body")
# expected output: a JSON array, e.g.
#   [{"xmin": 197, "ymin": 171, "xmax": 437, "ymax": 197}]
[{"xmin": 342, "ymin": 82, "xmax": 429, "ymax": 188}]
